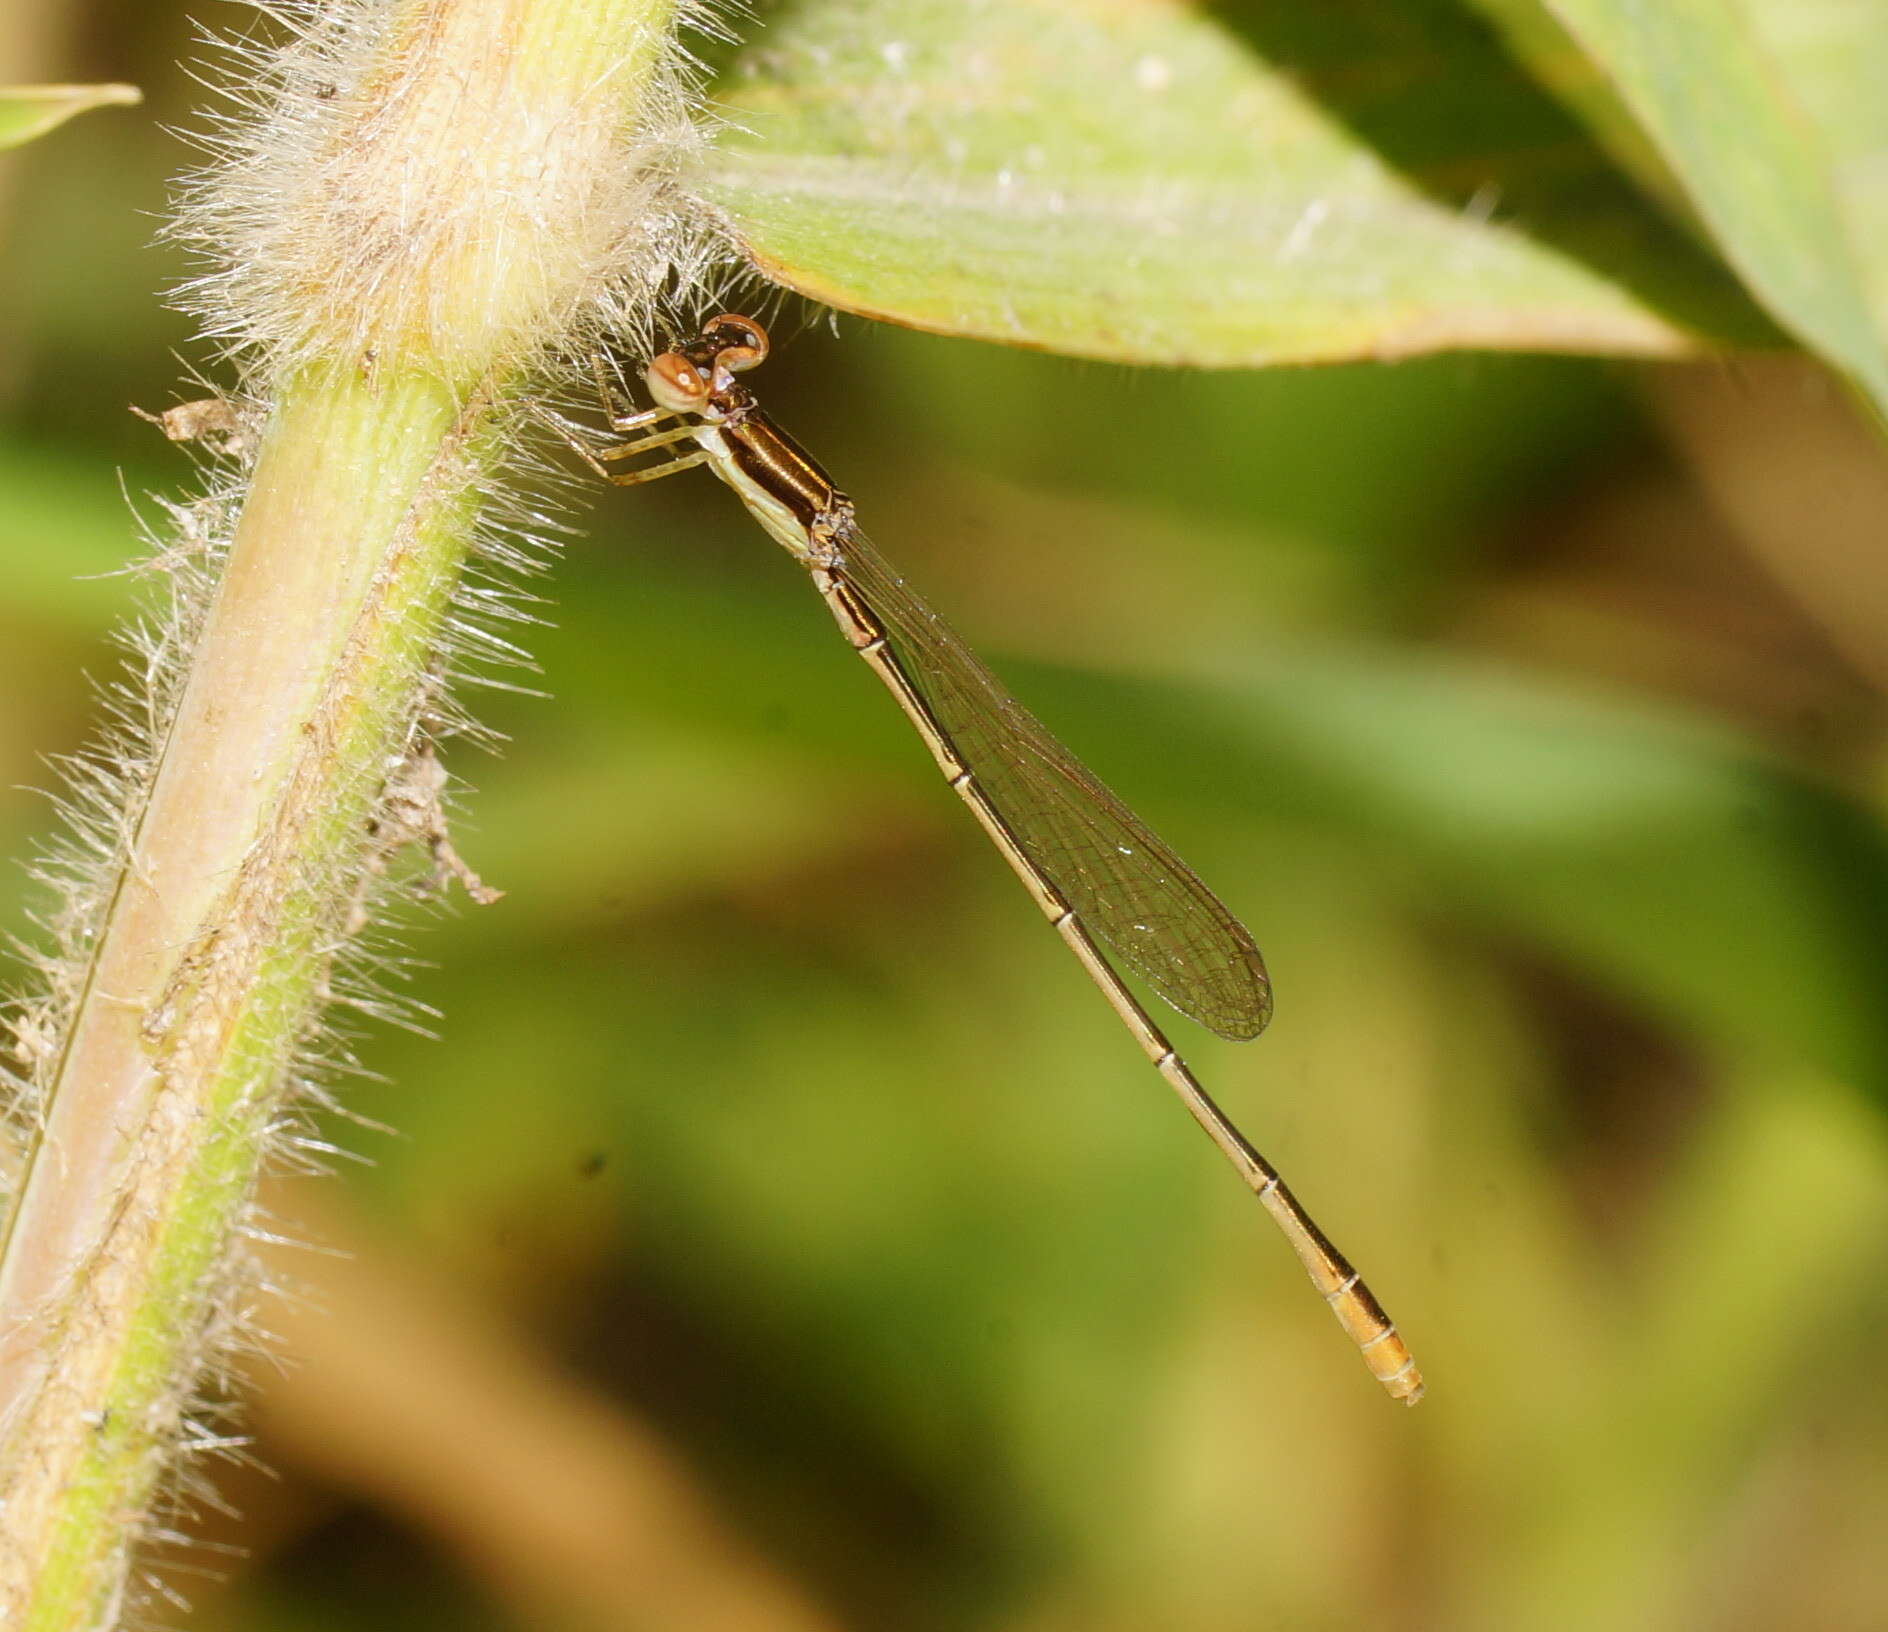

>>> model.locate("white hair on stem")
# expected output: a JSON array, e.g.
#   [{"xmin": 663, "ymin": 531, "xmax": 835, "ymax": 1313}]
[
  {"xmin": 0, "ymin": 3, "xmax": 760, "ymax": 1622},
  {"xmin": 167, "ymin": 0, "xmax": 735, "ymax": 377}
]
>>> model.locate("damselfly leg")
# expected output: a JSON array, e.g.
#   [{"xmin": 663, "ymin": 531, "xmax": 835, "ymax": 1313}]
[{"xmin": 544, "ymin": 357, "xmax": 710, "ymax": 486}]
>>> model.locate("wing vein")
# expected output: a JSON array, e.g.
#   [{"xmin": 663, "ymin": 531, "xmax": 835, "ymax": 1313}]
[{"xmin": 830, "ymin": 522, "xmax": 1271, "ymax": 1041}]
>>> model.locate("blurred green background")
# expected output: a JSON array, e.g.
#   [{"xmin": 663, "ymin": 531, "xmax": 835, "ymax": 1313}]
[{"xmin": 5, "ymin": 4, "xmax": 1888, "ymax": 1631}]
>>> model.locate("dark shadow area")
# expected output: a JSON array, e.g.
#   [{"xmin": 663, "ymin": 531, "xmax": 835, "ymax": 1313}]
[
  {"xmin": 567, "ymin": 1261, "xmax": 1045, "ymax": 1632},
  {"xmin": 259, "ymin": 1507, "xmax": 510, "ymax": 1632}
]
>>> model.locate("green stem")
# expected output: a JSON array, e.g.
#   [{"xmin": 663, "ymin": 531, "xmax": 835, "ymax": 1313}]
[{"xmin": 0, "ymin": 0, "xmax": 681, "ymax": 1620}]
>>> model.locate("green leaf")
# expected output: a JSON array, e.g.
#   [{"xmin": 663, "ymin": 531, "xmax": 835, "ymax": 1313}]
[
  {"xmin": 0, "ymin": 83, "xmax": 140, "ymax": 151},
  {"xmin": 1460, "ymin": 0, "xmax": 1689, "ymax": 208},
  {"xmin": 1737, "ymin": 0, "xmax": 1888, "ymax": 382},
  {"xmin": 1491, "ymin": 0, "xmax": 1888, "ymax": 412},
  {"xmin": 696, "ymin": 0, "xmax": 1768, "ymax": 366}
]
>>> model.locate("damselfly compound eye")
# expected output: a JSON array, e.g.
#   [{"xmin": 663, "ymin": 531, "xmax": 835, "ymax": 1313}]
[
  {"xmin": 704, "ymin": 314, "xmax": 770, "ymax": 373},
  {"xmin": 645, "ymin": 352, "xmax": 710, "ymax": 413}
]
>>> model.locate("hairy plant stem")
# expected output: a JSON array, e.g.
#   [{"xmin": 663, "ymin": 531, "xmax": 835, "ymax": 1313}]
[{"xmin": 0, "ymin": 0, "xmax": 682, "ymax": 1620}]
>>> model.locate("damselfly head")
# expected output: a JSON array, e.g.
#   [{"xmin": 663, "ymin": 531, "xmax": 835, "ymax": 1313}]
[{"xmin": 645, "ymin": 316, "xmax": 771, "ymax": 416}]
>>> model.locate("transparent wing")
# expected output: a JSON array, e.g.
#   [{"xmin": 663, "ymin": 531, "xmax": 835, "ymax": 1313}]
[{"xmin": 832, "ymin": 522, "xmax": 1271, "ymax": 1041}]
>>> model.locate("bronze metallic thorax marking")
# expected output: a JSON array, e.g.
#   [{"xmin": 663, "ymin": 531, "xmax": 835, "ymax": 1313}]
[{"xmin": 722, "ymin": 409, "xmax": 844, "ymax": 531}]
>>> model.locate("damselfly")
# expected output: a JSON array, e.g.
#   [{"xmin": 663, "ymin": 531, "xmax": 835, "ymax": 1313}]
[{"xmin": 556, "ymin": 316, "xmax": 1423, "ymax": 1404}]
